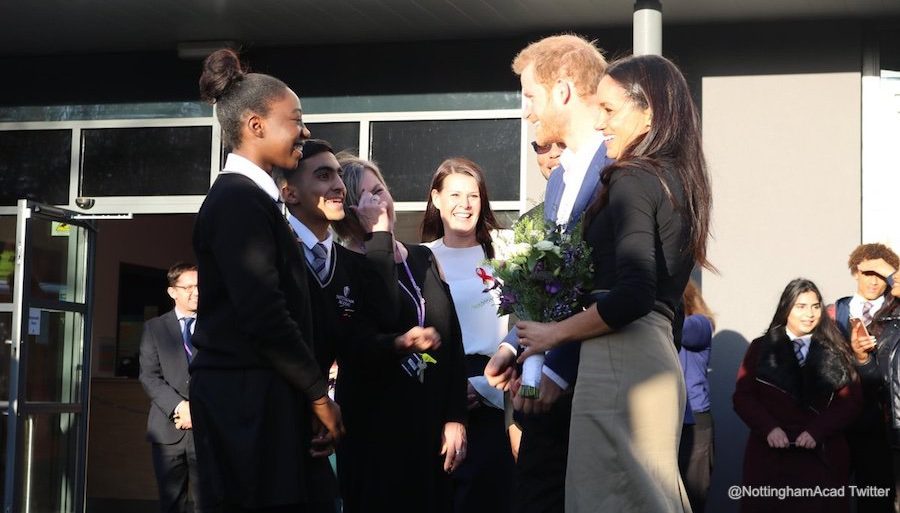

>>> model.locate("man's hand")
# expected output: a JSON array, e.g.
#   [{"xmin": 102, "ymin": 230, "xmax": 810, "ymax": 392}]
[
  {"xmin": 858, "ymin": 258, "xmax": 897, "ymax": 280},
  {"xmin": 395, "ymin": 326, "xmax": 441, "ymax": 353},
  {"xmin": 311, "ymin": 395, "xmax": 345, "ymax": 445},
  {"xmin": 850, "ymin": 320, "xmax": 877, "ymax": 364},
  {"xmin": 511, "ymin": 375, "xmax": 564, "ymax": 415},
  {"xmin": 767, "ymin": 427, "xmax": 789, "ymax": 449},
  {"xmin": 485, "ymin": 347, "xmax": 517, "ymax": 391},
  {"xmin": 173, "ymin": 400, "xmax": 192, "ymax": 430},
  {"xmin": 440, "ymin": 421, "xmax": 467, "ymax": 473},
  {"xmin": 537, "ymin": 375, "xmax": 564, "ymax": 409}
]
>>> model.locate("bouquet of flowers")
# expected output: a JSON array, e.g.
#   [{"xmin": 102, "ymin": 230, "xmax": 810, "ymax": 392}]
[{"xmin": 487, "ymin": 211, "xmax": 594, "ymax": 398}]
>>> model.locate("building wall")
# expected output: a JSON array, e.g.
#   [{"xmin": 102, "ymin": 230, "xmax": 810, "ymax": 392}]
[
  {"xmin": 863, "ymin": 29, "xmax": 900, "ymax": 248},
  {"xmin": 693, "ymin": 26, "xmax": 864, "ymax": 513}
]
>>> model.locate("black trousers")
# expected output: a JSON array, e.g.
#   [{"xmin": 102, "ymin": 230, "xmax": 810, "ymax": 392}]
[
  {"xmin": 512, "ymin": 394, "xmax": 573, "ymax": 513},
  {"xmin": 452, "ymin": 405, "xmax": 515, "ymax": 513},
  {"xmin": 452, "ymin": 355, "xmax": 515, "ymax": 513},
  {"xmin": 848, "ymin": 429, "xmax": 895, "ymax": 513},
  {"xmin": 151, "ymin": 433, "xmax": 205, "ymax": 513},
  {"xmin": 892, "ymin": 448, "xmax": 900, "ymax": 513},
  {"xmin": 678, "ymin": 411, "xmax": 714, "ymax": 513}
]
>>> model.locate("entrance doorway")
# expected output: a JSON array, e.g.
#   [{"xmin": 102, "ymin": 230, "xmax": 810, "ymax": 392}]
[
  {"xmin": 85, "ymin": 213, "xmax": 195, "ymax": 513},
  {"xmin": 1, "ymin": 201, "xmax": 95, "ymax": 513}
]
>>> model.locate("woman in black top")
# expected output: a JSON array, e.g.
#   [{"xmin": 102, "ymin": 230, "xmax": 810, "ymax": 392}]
[
  {"xmin": 517, "ymin": 55, "xmax": 713, "ymax": 512},
  {"xmin": 331, "ymin": 155, "xmax": 468, "ymax": 513}
]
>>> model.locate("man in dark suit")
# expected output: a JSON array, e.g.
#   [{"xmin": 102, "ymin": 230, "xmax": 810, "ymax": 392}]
[
  {"xmin": 486, "ymin": 34, "xmax": 612, "ymax": 513},
  {"xmin": 140, "ymin": 262, "xmax": 206, "ymax": 513}
]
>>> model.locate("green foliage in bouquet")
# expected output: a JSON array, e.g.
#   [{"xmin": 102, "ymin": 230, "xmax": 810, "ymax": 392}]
[{"xmin": 488, "ymin": 212, "xmax": 594, "ymax": 323}]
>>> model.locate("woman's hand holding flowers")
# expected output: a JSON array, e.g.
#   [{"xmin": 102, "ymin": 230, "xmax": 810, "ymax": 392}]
[{"xmin": 516, "ymin": 320, "xmax": 563, "ymax": 362}]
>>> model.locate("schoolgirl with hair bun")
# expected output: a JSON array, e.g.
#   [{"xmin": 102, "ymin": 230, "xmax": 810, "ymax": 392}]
[{"xmin": 190, "ymin": 48, "xmax": 345, "ymax": 511}]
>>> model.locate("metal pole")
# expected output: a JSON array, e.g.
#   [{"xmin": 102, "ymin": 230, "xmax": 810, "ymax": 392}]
[{"xmin": 633, "ymin": 0, "xmax": 662, "ymax": 56}]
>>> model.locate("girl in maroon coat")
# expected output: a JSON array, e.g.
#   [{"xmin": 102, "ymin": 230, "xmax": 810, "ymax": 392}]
[{"xmin": 734, "ymin": 278, "xmax": 862, "ymax": 513}]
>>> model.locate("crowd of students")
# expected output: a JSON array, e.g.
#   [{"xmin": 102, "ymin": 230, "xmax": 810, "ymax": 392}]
[
  {"xmin": 732, "ymin": 244, "xmax": 900, "ymax": 513},
  {"xmin": 163, "ymin": 28, "xmax": 900, "ymax": 513}
]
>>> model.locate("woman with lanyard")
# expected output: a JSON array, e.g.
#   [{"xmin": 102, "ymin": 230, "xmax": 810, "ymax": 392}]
[
  {"xmin": 421, "ymin": 158, "xmax": 514, "ymax": 512},
  {"xmin": 332, "ymin": 154, "xmax": 467, "ymax": 513}
]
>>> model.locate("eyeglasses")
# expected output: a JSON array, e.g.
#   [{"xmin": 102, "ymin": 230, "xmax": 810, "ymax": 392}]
[
  {"xmin": 173, "ymin": 284, "xmax": 198, "ymax": 293},
  {"xmin": 530, "ymin": 140, "xmax": 552, "ymax": 155}
]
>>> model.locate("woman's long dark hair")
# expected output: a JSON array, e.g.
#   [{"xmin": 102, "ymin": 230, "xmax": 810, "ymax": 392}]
[
  {"xmin": 585, "ymin": 54, "xmax": 714, "ymax": 271},
  {"xmin": 768, "ymin": 278, "xmax": 853, "ymax": 370},
  {"xmin": 420, "ymin": 158, "xmax": 500, "ymax": 259}
]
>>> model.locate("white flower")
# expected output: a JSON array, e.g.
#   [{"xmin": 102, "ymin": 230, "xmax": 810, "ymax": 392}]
[
  {"xmin": 491, "ymin": 229, "xmax": 517, "ymax": 261},
  {"xmin": 512, "ymin": 242, "xmax": 532, "ymax": 256},
  {"xmin": 534, "ymin": 240, "xmax": 556, "ymax": 251}
]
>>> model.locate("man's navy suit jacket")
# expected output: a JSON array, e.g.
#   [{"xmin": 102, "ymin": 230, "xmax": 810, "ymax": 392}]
[{"xmin": 540, "ymin": 144, "xmax": 611, "ymax": 386}]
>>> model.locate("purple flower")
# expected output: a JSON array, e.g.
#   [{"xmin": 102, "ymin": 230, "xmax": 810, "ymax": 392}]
[
  {"xmin": 533, "ymin": 260, "xmax": 545, "ymax": 273},
  {"xmin": 545, "ymin": 281, "xmax": 562, "ymax": 294},
  {"xmin": 499, "ymin": 292, "xmax": 518, "ymax": 310},
  {"xmin": 544, "ymin": 301, "xmax": 575, "ymax": 321}
]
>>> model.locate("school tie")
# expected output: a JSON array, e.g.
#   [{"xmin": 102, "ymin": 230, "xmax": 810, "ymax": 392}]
[
  {"xmin": 182, "ymin": 317, "xmax": 195, "ymax": 361},
  {"xmin": 793, "ymin": 339, "xmax": 807, "ymax": 367},
  {"xmin": 311, "ymin": 243, "xmax": 328, "ymax": 281},
  {"xmin": 862, "ymin": 301, "xmax": 874, "ymax": 325}
]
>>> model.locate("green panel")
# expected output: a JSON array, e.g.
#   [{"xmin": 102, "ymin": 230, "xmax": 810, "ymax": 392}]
[
  {"xmin": 0, "ymin": 93, "xmax": 519, "ymax": 121},
  {"xmin": 0, "ymin": 102, "xmax": 212, "ymax": 122},
  {"xmin": 303, "ymin": 92, "xmax": 521, "ymax": 114}
]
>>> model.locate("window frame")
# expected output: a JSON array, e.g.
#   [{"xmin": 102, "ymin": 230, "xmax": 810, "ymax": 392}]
[{"xmin": 0, "ymin": 108, "xmax": 529, "ymax": 216}]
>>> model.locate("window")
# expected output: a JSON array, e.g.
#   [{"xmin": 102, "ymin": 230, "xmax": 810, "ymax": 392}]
[
  {"xmin": 369, "ymin": 118, "xmax": 520, "ymax": 202},
  {"xmin": 80, "ymin": 126, "xmax": 212, "ymax": 196},
  {"xmin": 0, "ymin": 130, "xmax": 71, "ymax": 206},
  {"xmin": 305, "ymin": 122, "xmax": 360, "ymax": 155},
  {"xmin": 0, "ymin": 107, "xmax": 524, "ymax": 216}
]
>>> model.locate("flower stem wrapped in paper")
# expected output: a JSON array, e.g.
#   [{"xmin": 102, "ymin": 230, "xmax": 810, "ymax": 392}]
[{"xmin": 487, "ymin": 211, "xmax": 593, "ymax": 398}]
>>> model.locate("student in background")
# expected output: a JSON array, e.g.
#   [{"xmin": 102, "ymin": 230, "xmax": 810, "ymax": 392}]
[
  {"xmin": 678, "ymin": 280, "xmax": 715, "ymax": 513},
  {"xmin": 850, "ymin": 257, "xmax": 900, "ymax": 512},
  {"xmin": 832, "ymin": 243, "xmax": 899, "ymax": 513},
  {"xmin": 734, "ymin": 278, "xmax": 861, "ymax": 513}
]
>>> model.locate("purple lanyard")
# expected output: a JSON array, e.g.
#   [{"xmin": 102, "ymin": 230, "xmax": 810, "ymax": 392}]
[{"xmin": 398, "ymin": 259, "xmax": 425, "ymax": 327}]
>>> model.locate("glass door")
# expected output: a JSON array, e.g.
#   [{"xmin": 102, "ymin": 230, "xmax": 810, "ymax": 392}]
[{"xmin": 3, "ymin": 201, "xmax": 95, "ymax": 513}]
